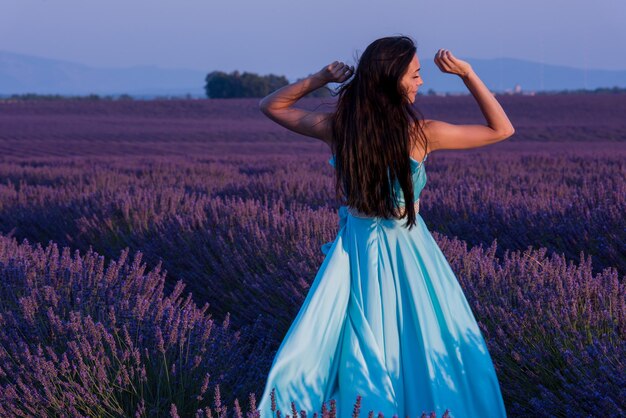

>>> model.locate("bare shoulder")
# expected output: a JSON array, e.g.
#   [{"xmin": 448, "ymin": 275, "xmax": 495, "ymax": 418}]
[{"xmin": 418, "ymin": 118, "xmax": 443, "ymax": 152}]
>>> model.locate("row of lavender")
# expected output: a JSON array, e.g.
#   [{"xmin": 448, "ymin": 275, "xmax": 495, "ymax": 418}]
[
  {"xmin": 2, "ymin": 94, "xmax": 624, "ymax": 128},
  {"xmin": 0, "ymin": 227, "xmax": 623, "ymax": 416},
  {"xmin": 1, "ymin": 95, "xmax": 626, "ymax": 160},
  {"xmin": 0, "ymin": 151, "xmax": 623, "ymax": 330}
]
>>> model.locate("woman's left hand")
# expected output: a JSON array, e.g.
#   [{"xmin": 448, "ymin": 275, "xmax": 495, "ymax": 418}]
[{"xmin": 316, "ymin": 61, "xmax": 354, "ymax": 84}]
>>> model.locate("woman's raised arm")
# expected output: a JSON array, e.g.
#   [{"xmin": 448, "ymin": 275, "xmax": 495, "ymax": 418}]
[
  {"xmin": 425, "ymin": 49, "xmax": 515, "ymax": 151},
  {"xmin": 258, "ymin": 62, "xmax": 353, "ymax": 146}
]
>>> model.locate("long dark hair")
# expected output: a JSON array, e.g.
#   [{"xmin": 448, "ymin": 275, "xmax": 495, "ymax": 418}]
[{"xmin": 330, "ymin": 35, "xmax": 428, "ymax": 229}]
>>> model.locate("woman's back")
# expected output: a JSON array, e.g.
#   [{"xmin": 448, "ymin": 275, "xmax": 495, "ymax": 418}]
[{"xmin": 329, "ymin": 151, "xmax": 429, "ymax": 210}]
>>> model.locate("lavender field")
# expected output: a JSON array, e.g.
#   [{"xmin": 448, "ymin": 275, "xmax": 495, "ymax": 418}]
[{"xmin": 0, "ymin": 95, "xmax": 625, "ymax": 417}]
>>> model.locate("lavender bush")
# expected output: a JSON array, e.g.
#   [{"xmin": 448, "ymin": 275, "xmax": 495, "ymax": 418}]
[
  {"xmin": 0, "ymin": 233, "xmax": 450, "ymax": 417},
  {"xmin": 0, "ymin": 234, "xmax": 276, "ymax": 417},
  {"xmin": 436, "ymin": 236, "xmax": 625, "ymax": 415}
]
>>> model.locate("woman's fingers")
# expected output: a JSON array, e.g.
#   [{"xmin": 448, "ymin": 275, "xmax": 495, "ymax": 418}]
[
  {"xmin": 446, "ymin": 51, "xmax": 458, "ymax": 65},
  {"xmin": 338, "ymin": 65, "xmax": 353, "ymax": 81},
  {"xmin": 439, "ymin": 49, "xmax": 451, "ymax": 63},
  {"xmin": 435, "ymin": 49, "xmax": 446, "ymax": 64},
  {"xmin": 434, "ymin": 49, "xmax": 471, "ymax": 76},
  {"xmin": 336, "ymin": 63, "xmax": 353, "ymax": 75},
  {"xmin": 324, "ymin": 61, "xmax": 354, "ymax": 82},
  {"xmin": 435, "ymin": 49, "xmax": 456, "ymax": 73},
  {"xmin": 434, "ymin": 49, "xmax": 447, "ymax": 72}
]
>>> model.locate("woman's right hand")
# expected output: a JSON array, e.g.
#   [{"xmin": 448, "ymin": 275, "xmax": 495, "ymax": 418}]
[
  {"xmin": 434, "ymin": 49, "xmax": 473, "ymax": 78},
  {"xmin": 316, "ymin": 61, "xmax": 354, "ymax": 84}
]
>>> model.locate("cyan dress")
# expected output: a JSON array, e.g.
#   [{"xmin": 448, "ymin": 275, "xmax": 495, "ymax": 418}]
[{"xmin": 258, "ymin": 153, "xmax": 507, "ymax": 418}]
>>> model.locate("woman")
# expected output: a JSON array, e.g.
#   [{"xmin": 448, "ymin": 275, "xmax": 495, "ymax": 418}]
[{"xmin": 257, "ymin": 36, "xmax": 513, "ymax": 418}]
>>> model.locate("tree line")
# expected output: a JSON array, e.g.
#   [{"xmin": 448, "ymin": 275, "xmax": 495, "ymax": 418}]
[{"xmin": 204, "ymin": 70, "xmax": 331, "ymax": 98}]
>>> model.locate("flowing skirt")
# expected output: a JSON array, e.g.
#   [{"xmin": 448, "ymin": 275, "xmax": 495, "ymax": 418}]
[{"xmin": 258, "ymin": 207, "xmax": 507, "ymax": 418}]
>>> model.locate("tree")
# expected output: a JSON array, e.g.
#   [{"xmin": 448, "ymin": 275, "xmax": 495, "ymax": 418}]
[{"xmin": 204, "ymin": 70, "xmax": 290, "ymax": 98}]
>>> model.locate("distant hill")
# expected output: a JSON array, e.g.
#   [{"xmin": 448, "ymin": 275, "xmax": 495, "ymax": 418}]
[
  {"xmin": 1, "ymin": 50, "xmax": 625, "ymax": 97},
  {"xmin": 0, "ymin": 51, "xmax": 206, "ymax": 98}
]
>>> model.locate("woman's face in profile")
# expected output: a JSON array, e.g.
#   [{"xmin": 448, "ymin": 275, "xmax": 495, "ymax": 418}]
[{"xmin": 401, "ymin": 53, "xmax": 424, "ymax": 104}]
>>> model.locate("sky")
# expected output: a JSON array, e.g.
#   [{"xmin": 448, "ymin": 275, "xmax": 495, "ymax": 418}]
[{"xmin": 2, "ymin": 0, "xmax": 625, "ymax": 81}]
